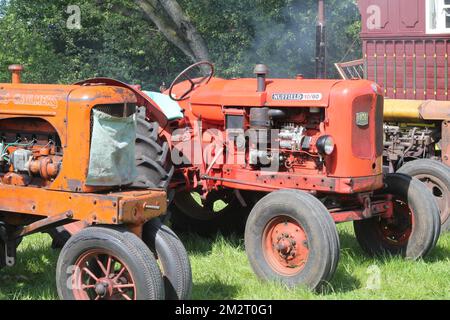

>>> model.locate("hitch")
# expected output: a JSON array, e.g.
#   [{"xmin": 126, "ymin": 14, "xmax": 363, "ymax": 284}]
[{"xmin": 0, "ymin": 223, "xmax": 18, "ymax": 267}]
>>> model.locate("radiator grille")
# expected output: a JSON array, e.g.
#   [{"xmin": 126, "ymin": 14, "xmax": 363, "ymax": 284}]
[{"xmin": 352, "ymin": 94, "xmax": 374, "ymax": 159}]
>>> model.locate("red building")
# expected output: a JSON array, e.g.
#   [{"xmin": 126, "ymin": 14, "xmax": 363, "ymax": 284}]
[{"xmin": 358, "ymin": 0, "xmax": 450, "ymax": 100}]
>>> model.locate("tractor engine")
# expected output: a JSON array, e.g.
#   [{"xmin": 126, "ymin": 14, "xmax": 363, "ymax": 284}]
[
  {"xmin": 384, "ymin": 124, "xmax": 441, "ymax": 170},
  {"xmin": 0, "ymin": 118, "xmax": 62, "ymax": 187},
  {"xmin": 246, "ymin": 107, "xmax": 323, "ymax": 170}
]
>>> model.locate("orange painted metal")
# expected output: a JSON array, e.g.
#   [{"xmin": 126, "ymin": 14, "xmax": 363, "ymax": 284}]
[
  {"xmin": 0, "ymin": 67, "xmax": 167, "ymax": 237},
  {"xmin": 263, "ymin": 216, "xmax": 309, "ymax": 276},
  {"xmin": 0, "ymin": 82, "xmax": 137, "ymax": 193},
  {"xmin": 0, "ymin": 184, "xmax": 166, "ymax": 226}
]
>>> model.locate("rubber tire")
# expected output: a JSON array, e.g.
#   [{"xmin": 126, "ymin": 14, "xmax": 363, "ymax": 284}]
[
  {"xmin": 142, "ymin": 219, "xmax": 192, "ymax": 300},
  {"xmin": 354, "ymin": 174, "xmax": 441, "ymax": 260},
  {"xmin": 245, "ymin": 190, "xmax": 340, "ymax": 291},
  {"xmin": 170, "ymin": 190, "xmax": 253, "ymax": 237},
  {"xmin": 56, "ymin": 226, "xmax": 165, "ymax": 300},
  {"xmin": 397, "ymin": 159, "xmax": 450, "ymax": 233},
  {"xmin": 47, "ymin": 226, "xmax": 72, "ymax": 249},
  {"xmin": 132, "ymin": 107, "xmax": 174, "ymax": 189}
]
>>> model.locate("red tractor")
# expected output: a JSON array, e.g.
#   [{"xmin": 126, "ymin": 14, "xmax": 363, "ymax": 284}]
[{"xmin": 80, "ymin": 62, "xmax": 441, "ymax": 291}]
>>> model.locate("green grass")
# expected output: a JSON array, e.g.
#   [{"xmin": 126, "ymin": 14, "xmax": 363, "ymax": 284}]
[{"xmin": 0, "ymin": 223, "xmax": 449, "ymax": 300}]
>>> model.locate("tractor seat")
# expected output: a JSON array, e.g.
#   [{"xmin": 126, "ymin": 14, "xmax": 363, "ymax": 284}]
[{"xmin": 142, "ymin": 91, "xmax": 184, "ymax": 121}]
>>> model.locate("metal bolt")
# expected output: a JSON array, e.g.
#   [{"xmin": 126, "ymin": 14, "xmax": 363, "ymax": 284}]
[{"xmin": 145, "ymin": 205, "xmax": 161, "ymax": 210}]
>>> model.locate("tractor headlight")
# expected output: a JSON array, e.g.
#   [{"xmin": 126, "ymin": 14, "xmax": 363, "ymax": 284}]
[{"xmin": 317, "ymin": 135, "xmax": 335, "ymax": 155}]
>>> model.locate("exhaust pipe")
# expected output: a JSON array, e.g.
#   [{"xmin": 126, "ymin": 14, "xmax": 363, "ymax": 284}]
[
  {"xmin": 254, "ymin": 64, "xmax": 269, "ymax": 92},
  {"xmin": 315, "ymin": 0, "xmax": 326, "ymax": 79},
  {"xmin": 8, "ymin": 65, "xmax": 24, "ymax": 84}
]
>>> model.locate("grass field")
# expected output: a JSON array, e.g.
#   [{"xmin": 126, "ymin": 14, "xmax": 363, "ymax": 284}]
[{"xmin": 0, "ymin": 223, "xmax": 449, "ymax": 300}]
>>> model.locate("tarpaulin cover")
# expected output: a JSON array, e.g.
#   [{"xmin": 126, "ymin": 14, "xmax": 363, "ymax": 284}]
[
  {"xmin": 143, "ymin": 91, "xmax": 184, "ymax": 121},
  {"xmin": 86, "ymin": 109, "xmax": 137, "ymax": 186}
]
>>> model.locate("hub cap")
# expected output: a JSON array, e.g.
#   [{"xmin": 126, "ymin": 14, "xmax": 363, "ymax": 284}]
[
  {"xmin": 263, "ymin": 216, "xmax": 309, "ymax": 276},
  {"xmin": 378, "ymin": 197, "xmax": 413, "ymax": 246}
]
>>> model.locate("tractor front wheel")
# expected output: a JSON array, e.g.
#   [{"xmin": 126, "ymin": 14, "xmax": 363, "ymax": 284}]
[
  {"xmin": 244, "ymin": 190, "xmax": 340, "ymax": 291},
  {"xmin": 354, "ymin": 173, "xmax": 441, "ymax": 260},
  {"xmin": 397, "ymin": 159, "xmax": 450, "ymax": 233},
  {"xmin": 142, "ymin": 219, "xmax": 192, "ymax": 300},
  {"xmin": 56, "ymin": 226, "xmax": 164, "ymax": 300}
]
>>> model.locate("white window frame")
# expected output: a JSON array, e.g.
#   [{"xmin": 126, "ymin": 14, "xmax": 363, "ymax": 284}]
[{"xmin": 426, "ymin": 0, "xmax": 450, "ymax": 34}]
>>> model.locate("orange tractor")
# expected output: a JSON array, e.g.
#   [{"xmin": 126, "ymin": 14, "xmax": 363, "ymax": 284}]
[
  {"xmin": 0, "ymin": 66, "xmax": 191, "ymax": 300},
  {"xmin": 81, "ymin": 62, "xmax": 442, "ymax": 290}
]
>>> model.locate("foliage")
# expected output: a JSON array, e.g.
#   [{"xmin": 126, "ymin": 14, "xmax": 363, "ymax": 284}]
[{"xmin": 0, "ymin": 0, "xmax": 361, "ymax": 89}]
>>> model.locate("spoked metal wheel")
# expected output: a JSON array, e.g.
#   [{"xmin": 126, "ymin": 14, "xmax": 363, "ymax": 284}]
[
  {"xmin": 72, "ymin": 250, "xmax": 136, "ymax": 300},
  {"xmin": 56, "ymin": 226, "xmax": 164, "ymax": 300},
  {"xmin": 263, "ymin": 216, "xmax": 309, "ymax": 276}
]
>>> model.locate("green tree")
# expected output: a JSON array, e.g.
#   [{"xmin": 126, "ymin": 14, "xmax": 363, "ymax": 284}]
[{"xmin": 0, "ymin": 0, "xmax": 361, "ymax": 88}]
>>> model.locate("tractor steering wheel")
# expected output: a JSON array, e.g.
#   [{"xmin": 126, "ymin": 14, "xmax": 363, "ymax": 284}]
[{"xmin": 169, "ymin": 61, "xmax": 215, "ymax": 101}]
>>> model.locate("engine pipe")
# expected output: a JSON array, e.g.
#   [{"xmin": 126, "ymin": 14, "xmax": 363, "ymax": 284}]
[
  {"xmin": 254, "ymin": 64, "xmax": 269, "ymax": 92},
  {"xmin": 8, "ymin": 65, "xmax": 24, "ymax": 84},
  {"xmin": 315, "ymin": 0, "xmax": 326, "ymax": 79}
]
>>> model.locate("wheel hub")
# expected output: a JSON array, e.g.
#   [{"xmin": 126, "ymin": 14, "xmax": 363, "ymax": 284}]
[
  {"xmin": 275, "ymin": 235, "xmax": 297, "ymax": 259},
  {"xmin": 72, "ymin": 250, "xmax": 136, "ymax": 300},
  {"xmin": 379, "ymin": 198, "xmax": 413, "ymax": 246},
  {"xmin": 263, "ymin": 217, "xmax": 309, "ymax": 276},
  {"xmin": 95, "ymin": 281, "xmax": 109, "ymax": 297}
]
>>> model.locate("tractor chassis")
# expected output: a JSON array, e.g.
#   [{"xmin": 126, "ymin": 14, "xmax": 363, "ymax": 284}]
[{"xmin": 0, "ymin": 185, "xmax": 167, "ymax": 268}]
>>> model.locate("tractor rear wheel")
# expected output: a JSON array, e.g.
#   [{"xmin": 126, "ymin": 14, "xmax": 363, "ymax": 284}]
[
  {"xmin": 132, "ymin": 107, "xmax": 174, "ymax": 189},
  {"xmin": 170, "ymin": 189, "xmax": 254, "ymax": 237},
  {"xmin": 142, "ymin": 219, "xmax": 192, "ymax": 300},
  {"xmin": 56, "ymin": 226, "xmax": 164, "ymax": 300},
  {"xmin": 354, "ymin": 173, "xmax": 441, "ymax": 260},
  {"xmin": 397, "ymin": 159, "xmax": 450, "ymax": 233},
  {"xmin": 244, "ymin": 190, "xmax": 340, "ymax": 291}
]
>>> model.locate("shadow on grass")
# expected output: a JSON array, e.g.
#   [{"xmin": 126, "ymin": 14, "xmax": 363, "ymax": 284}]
[
  {"xmin": 424, "ymin": 241, "xmax": 450, "ymax": 263},
  {"xmin": 192, "ymin": 281, "xmax": 240, "ymax": 300},
  {"xmin": 323, "ymin": 267, "xmax": 362, "ymax": 295},
  {"xmin": 180, "ymin": 232, "xmax": 244, "ymax": 256},
  {"xmin": 0, "ymin": 237, "xmax": 58, "ymax": 299}
]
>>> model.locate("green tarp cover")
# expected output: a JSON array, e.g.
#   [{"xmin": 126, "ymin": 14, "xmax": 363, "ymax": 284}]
[{"xmin": 86, "ymin": 109, "xmax": 137, "ymax": 186}]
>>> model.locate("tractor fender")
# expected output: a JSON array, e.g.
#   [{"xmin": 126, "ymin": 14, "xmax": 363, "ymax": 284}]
[{"xmin": 75, "ymin": 77, "xmax": 170, "ymax": 128}]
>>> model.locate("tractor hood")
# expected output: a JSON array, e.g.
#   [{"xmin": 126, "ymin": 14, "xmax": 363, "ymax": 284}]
[{"xmin": 190, "ymin": 78, "xmax": 344, "ymax": 108}]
